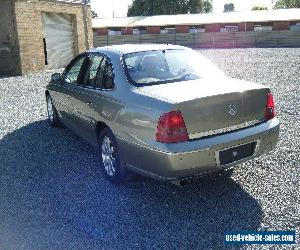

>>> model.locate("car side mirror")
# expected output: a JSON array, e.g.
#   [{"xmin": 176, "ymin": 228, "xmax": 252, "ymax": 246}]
[{"xmin": 51, "ymin": 73, "xmax": 62, "ymax": 82}]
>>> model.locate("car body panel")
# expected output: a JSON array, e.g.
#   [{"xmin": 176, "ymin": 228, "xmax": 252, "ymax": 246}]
[
  {"xmin": 46, "ymin": 44, "xmax": 280, "ymax": 181},
  {"xmin": 136, "ymin": 78, "xmax": 269, "ymax": 137},
  {"xmin": 117, "ymin": 118, "xmax": 279, "ymax": 180}
]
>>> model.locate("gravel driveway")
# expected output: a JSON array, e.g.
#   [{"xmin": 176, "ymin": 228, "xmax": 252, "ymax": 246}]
[{"xmin": 0, "ymin": 48, "xmax": 299, "ymax": 249}]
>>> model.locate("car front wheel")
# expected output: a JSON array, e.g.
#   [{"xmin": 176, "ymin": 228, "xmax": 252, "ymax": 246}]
[{"xmin": 98, "ymin": 128, "xmax": 127, "ymax": 183}]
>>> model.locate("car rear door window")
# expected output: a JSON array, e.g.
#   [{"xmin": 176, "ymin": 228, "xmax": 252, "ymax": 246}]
[
  {"xmin": 95, "ymin": 56, "xmax": 114, "ymax": 90},
  {"xmin": 103, "ymin": 61, "xmax": 114, "ymax": 89},
  {"xmin": 86, "ymin": 54, "xmax": 104, "ymax": 88}
]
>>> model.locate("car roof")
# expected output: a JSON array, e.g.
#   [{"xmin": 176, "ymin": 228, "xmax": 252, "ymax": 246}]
[{"xmin": 89, "ymin": 44, "xmax": 188, "ymax": 55}]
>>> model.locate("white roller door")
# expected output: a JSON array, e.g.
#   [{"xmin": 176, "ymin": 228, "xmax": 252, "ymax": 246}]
[{"xmin": 42, "ymin": 12, "xmax": 75, "ymax": 69}]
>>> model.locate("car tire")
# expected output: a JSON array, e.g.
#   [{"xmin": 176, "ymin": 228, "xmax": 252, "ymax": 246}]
[
  {"xmin": 46, "ymin": 94, "xmax": 60, "ymax": 127},
  {"xmin": 98, "ymin": 127, "xmax": 128, "ymax": 183}
]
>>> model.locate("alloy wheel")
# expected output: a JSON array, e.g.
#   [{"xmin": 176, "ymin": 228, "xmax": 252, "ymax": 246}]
[
  {"xmin": 101, "ymin": 136, "xmax": 116, "ymax": 176},
  {"xmin": 47, "ymin": 96, "xmax": 54, "ymax": 122}
]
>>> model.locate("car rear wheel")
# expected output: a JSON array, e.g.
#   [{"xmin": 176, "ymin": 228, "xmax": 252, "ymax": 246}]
[
  {"xmin": 46, "ymin": 94, "xmax": 60, "ymax": 127},
  {"xmin": 98, "ymin": 128, "xmax": 127, "ymax": 183}
]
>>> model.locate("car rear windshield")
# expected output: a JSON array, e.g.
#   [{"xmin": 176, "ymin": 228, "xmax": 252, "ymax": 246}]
[{"xmin": 123, "ymin": 49, "xmax": 223, "ymax": 86}]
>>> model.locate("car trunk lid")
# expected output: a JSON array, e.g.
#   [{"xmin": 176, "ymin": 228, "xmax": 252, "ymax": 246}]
[{"xmin": 136, "ymin": 77, "xmax": 270, "ymax": 139}]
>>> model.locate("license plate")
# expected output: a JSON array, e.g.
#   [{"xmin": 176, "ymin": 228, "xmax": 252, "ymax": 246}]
[{"xmin": 217, "ymin": 141, "xmax": 257, "ymax": 166}]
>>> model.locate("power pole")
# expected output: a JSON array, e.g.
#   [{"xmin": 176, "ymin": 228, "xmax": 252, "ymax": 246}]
[{"xmin": 112, "ymin": 0, "xmax": 115, "ymax": 17}]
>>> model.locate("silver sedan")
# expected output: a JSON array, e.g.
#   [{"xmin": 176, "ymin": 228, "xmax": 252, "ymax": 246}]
[{"xmin": 45, "ymin": 44, "xmax": 280, "ymax": 184}]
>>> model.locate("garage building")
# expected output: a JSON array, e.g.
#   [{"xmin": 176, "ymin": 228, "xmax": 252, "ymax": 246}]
[{"xmin": 0, "ymin": 0, "xmax": 93, "ymax": 75}]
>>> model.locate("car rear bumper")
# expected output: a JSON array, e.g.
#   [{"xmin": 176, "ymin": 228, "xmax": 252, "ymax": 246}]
[{"xmin": 116, "ymin": 118, "xmax": 280, "ymax": 181}]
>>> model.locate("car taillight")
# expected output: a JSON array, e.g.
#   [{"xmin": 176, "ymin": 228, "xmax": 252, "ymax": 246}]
[
  {"xmin": 156, "ymin": 111, "xmax": 189, "ymax": 143},
  {"xmin": 264, "ymin": 93, "xmax": 275, "ymax": 121}
]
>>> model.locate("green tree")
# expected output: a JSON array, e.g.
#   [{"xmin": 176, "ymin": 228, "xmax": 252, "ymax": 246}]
[
  {"xmin": 188, "ymin": 0, "xmax": 213, "ymax": 13},
  {"xmin": 251, "ymin": 6, "xmax": 268, "ymax": 10},
  {"xmin": 127, "ymin": 0, "xmax": 213, "ymax": 17},
  {"xmin": 274, "ymin": 0, "xmax": 300, "ymax": 9},
  {"xmin": 224, "ymin": 3, "xmax": 235, "ymax": 12}
]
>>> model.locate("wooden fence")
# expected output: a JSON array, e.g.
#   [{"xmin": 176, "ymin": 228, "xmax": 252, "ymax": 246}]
[{"xmin": 93, "ymin": 31, "xmax": 300, "ymax": 48}]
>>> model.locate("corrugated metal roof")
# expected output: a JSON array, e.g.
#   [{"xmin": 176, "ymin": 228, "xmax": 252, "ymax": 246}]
[{"xmin": 92, "ymin": 8, "xmax": 300, "ymax": 28}]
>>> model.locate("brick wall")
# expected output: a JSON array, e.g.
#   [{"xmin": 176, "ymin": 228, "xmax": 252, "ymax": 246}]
[
  {"xmin": 96, "ymin": 28, "xmax": 108, "ymax": 35},
  {"xmin": 273, "ymin": 21, "xmax": 290, "ymax": 31},
  {"xmin": 245, "ymin": 22, "xmax": 254, "ymax": 31},
  {"xmin": 14, "ymin": 0, "xmax": 93, "ymax": 75},
  {"xmin": 290, "ymin": 21, "xmax": 300, "ymax": 25},
  {"xmin": 147, "ymin": 26, "xmax": 160, "ymax": 34},
  {"xmin": 121, "ymin": 27, "xmax": 133, "ymax": 35},
  {"xmin": 205, "ymin": 24, "xmax": 221, "ymax": 32},
  {"xmin": 176, "ymin": 25, "xmax": 189, "ymax": 33},
  {"xmin": 238, "ymin": 22, "xmax": 246, "ymax": 32}
]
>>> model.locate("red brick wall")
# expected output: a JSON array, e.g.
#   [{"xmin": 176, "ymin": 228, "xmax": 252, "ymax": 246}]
[
  {"xmin": 96, "ymin": 28, "xmax": 108, "ymax": 35},
  {"xmin": 147, "ymin": 26, "xmax": 160, "ymax": 34},
  {"xmin": 273, "ymin": 21, "xmax": 290, "ymax": 31},
  {"xmin": 220, "ymin": 23, "xmax": 236, "ymax": 28},
  {"xmin": 121, "ymin": 27, "xmax": 133, "ymax": 35},
  {"xmin": 245, "ymin": 22, "xmax": 254, "ymax": 31},
  {"xmin": 238, "ymin": 22, "xmax": 247, "ymax": 32},
  {"xmin": 176, "ymin": 25, "xmax": 189, "ymax": 33},
  {"xmin": 290, "ymin": 20, "xmax": 300, "ymax": 25},
  {"xmin": 95, "ymin": 21, "xmax": 294, "ymax": 36},
  {"xmin": 205, "ymin": 24, "xmax": 220, "ymax": 32}
]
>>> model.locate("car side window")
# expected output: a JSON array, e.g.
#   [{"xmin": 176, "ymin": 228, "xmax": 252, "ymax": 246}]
[
  {"xmin": 64, "ymin": 56, "xmax": 85, "ymax": 84},
  {"xmin": 95, "ymin": 56, "xmax": 114, "ymax": 90},
  {"xmin": 86, "ymin": 54, "xmax": 104, "ymax": 87}
]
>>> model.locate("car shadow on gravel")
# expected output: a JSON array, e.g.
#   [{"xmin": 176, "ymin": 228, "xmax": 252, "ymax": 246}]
[{"xmin": 0, "ymin": 120, "xmax": 263, "ymax": 249}]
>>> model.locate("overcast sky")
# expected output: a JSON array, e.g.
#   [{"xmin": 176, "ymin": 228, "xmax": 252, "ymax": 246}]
[{"xmin": 91, "ymin": 0, "xmax": 274, "ymax": 18}]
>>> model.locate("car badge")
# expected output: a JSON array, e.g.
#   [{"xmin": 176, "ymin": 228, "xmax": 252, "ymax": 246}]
[
  {"xmin": 232, "ymin": 151, "xmax": 238, "ymax": 157},
  {"xmin": 228, "ymin": 104, "xmax": 237, "ymax": 116}
]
